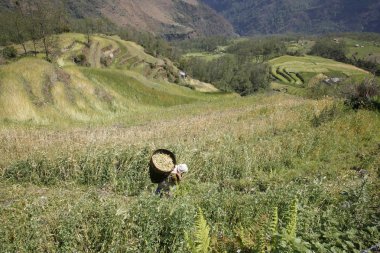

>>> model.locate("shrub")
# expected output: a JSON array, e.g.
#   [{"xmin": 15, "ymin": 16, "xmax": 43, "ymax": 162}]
[
  {"xmin": 343, "ymin": 78, "xmax": 380, "ymax": 110},
  {"xmin": 2, "ymin": 46, "xmax": 17, "ymax": 59},
  {"xmin": 74, "ymin": 54, "xmax": 88, "ymax": 66}
]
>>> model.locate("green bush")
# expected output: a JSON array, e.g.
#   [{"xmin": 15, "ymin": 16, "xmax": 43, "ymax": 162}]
[{"xmin": 2, "ymin": 46, "xmax": 17, "ymax": 59}]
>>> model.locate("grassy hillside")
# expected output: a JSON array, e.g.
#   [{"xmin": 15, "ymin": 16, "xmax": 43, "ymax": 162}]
[
  {"xmin": 0, "ymin": 33, "xmax": 221, "ymax": 125},
  {"xmin": 345, "ymin": 38, "xmax": 380, "ymax": 63},
  {"xmin": 1, "ymin": 93, "xmax": 379, "ymax": 252},
  {"xmin": 1, "ymin": 33, "xmax": 380, "ymax": 252}
]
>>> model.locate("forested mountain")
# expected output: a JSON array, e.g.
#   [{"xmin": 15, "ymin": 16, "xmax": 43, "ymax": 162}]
[
  {"xmin": 1, "ymin": 0, "xmax": 379, "ymax": 39},
  {"xmin": 0, "ymin": 0, "xmax": 235, "ymax": 39},
  {"xmin": 201, "ymin": 0, "xmax": 380, "ymax": 35}
]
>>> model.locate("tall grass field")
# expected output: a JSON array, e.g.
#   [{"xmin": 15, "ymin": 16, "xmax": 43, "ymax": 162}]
[{"xmin": 0, "ymin": 33, "xmax": 379, "ymax": 253}]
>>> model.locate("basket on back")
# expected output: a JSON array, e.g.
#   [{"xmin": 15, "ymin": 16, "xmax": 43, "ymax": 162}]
[{"xmin": 149, "ymin": 149, "xmax": 176, "ymax": 183}]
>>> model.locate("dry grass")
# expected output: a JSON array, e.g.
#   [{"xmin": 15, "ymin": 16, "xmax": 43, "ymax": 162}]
[
  {"xmin": 0, "ymin": 93, "xmax": 329, "ymax": 169},
  {"xmin": 1, "ymin": 88, "xmax": 379, "ymax": 252}
]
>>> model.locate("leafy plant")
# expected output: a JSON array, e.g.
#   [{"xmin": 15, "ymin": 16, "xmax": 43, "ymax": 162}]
[
  {"xmin": 285, "ymin": 198, "xmax": 298, "ymax": 239},
  {"xmin": 2, "ymin": 46, "xmax": 17, "ymax": 59},
  {"xmin": 185, "ymin": 208, "xmax": 211, "ymax": 253}
]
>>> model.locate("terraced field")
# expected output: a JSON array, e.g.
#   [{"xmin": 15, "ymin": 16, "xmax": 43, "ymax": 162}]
[
  {"xmin": 182, "ymin": 51, "xmax": 226, "ymax": 61},
  {"xmin": 286, "ymin": 40, "xmax": 315, "ymax": 55},
  {"xmin": 271, "ymin": 65, "xmax": 304, "ymax": 85},
  {"xmin": 0, "ymin": 33, "xmax": 222, "ymax": 125},
  {"xmin": 345, "ymin": 38, "xmax": 380, "ymax": 63},
  {"xmin": 269, "ymin": 55, "xmax": 369, "ymax": 85}
]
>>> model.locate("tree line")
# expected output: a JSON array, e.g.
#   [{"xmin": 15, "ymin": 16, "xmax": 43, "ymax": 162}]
[
  {"xmin": 226, "ymin": 37, "xmax": 289, "ymax": 62},
  {"xmin": 0, "ymin": 0, "xmax": 68, "ymax": 61},
  {"xmin": 180, "ymin": 55, "xmax": 271, "ymax": 95},
  {"xmin": 174, "ymin": 36, "xmax": 230, "ymax": 53},
  {"xmin": 177, "ymin": 36, "xmax": 297, "ymax": 95},
  {"xmin": 310, "ymin": 38, "xmax": 380, "ymax": 76}
]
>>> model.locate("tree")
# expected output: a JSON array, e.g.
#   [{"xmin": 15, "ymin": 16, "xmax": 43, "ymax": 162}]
[
  {"xmin": 84, "ymin": 18, "xmax": 96, "ymax": 45},
  {"xmin": 310, "ymin": 38, "xmax": 348, "ymax": 62},
  {"xmin": 14, "ymin": 1, "xmax": 28, "ymax": 54},
  {"xmin": 27, "ymin": 0, "xmax": 66, "ymax": 61},
  {"xmin": 0, "ymin": 10, "xmax": 28, "ymax": 53}
]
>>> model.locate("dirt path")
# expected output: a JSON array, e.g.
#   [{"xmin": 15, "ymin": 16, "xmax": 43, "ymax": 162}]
[{"xmin": 89, "ymin": 42, "xmax": 101, "ymax": 68}]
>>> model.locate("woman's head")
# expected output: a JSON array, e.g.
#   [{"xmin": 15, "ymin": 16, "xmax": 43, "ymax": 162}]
[{"xmin": 176, "ymin": 164, "xmax": 188, "ymax": 173}]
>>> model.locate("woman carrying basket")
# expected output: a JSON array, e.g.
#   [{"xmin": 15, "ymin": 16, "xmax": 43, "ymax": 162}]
[
  {"xmin": 155, "ymin": 164, "xmax": 188, "ymax": 196},
  {"xmin": 149, "ymin": 149, "xmax": 188, "ymax": 197}
]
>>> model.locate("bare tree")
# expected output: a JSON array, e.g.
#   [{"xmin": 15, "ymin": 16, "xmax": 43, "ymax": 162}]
[
  {"xmin": 2, "ymin": 1, "xmax": 29, "ymax": 54},
  {"xmin": 26, "ymin": 0, "xmax": 65, "ymax": 61},
  {"xmin": 84, "ymin": 17, "xmax": 95, "ymax": 46},
  {"xmin": 23, "ymin": 1, "xmax": 39, "ymax": 56}
]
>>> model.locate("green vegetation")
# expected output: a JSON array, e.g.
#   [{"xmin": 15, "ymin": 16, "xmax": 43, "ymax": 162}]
[
  {"xmin": 1, "ymin": 27, "xmax": 380, "ymax": 253},
  {"xmin": 346, "ymin": 38, "xmax": 380, "ymax": 62},
  {"xmin": 1, "ymin": 92, "xmax": 380, "ymax": 252},
  {"xmin": 226, "ymin": 37, "xmax": 287, "ymax": 62},
  {"xmin": 182, "ymin": 52, "xmax": 225, "ymax": 62},
  {"xmin": 343, "ymin": 78, "xmax": 380, "ymax": 110},
  {"xmin": 2, "ymin": 46, "xmax": 17, "ymax": 59},
  {"xmin": 310, "ymin": 36, "xmax": 380, "ymax": 76},
  {"xmin": 180, "ymin": 55, "xmax": 271, "ymax": 95},
  {"xmin": 269, "ymin": 55, "xmax": 368, "ymax": 87},
  {"xmin": 174, "ymin": 36, "xmax": 230, "ymax": 53},
  {"xmin": 0, "ymin": 1, "xmax": 180, "ymax": 63},
  {"xmin": 310, "ymin": 38, "xmax": 348, "ymax": 62},
  {"xmin": 0, "ymin": 33, "xmax": 221, "ymax": 125}
]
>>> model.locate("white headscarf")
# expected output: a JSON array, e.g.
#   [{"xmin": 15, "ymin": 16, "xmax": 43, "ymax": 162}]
[{"xmin": 174, "ymin": 164, "xmax": 188, "ymax": 173}]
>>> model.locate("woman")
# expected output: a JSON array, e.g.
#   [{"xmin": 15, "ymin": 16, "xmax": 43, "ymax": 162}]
[{"xmin": 155, "ymin": 164, "xmax": 188, "ymax": 196}]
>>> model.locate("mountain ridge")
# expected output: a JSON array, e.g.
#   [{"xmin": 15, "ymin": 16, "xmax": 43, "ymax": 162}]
[
  {"xmin": 0, "ymin": 0, "xmax": 235, "ymax": 39},
  {"xmin": 201, "ymin": 0, "xmax": 380, "ymax": 35},
  {"xmin": 0, "ymin": 0, "xmax": 379, "ymax": 38}
]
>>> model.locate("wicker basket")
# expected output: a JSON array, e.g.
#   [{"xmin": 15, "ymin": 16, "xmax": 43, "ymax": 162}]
[{"xmin": 149, "ymin": 149, "xmax": 176, "ymax": 183}]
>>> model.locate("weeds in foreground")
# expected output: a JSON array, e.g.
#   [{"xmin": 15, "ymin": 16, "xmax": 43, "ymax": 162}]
[
  {"xmin": 1, "ymin": 94, "xmax": 379, "ymax": 252},
  {"xmin": 185, "ymin": 208, "xmax": 211, "ymax": 253}
]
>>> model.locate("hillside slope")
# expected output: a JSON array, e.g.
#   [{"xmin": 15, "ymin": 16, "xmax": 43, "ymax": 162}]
[
  {"xmin": 202, "ymin": 0, "xmax": 380, "ymax": 35},
  {"xmin": 99, "ymin": 0, "xmax": 235, "ymax": 39},
  {"xmin": 0, "ymin": 33, "xmax": 220, "ymax": 125},
  {"xmin": 0, "ymin": 0, "xmax": 235, "ymax": 39}
]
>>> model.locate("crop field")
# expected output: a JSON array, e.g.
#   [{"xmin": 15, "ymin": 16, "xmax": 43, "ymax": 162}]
[
  {"xmin": 1, "ymin": 89, "xmax": 380, "ymax": 252},
  {"xmin": 270, "ymin": 55, "xmax": 368, "ymax": 77},
  {"xmin": 269, "ymin": 55, "xmax": 369, "ymax": 87},
  {"xmin": 182, "ymin": 52, "xmax": 226, "ymax": 61},
  {"xmin": 345, "ymin": 38, "xmax": 380, "ymax": 63},
  {"xmin": 286, "ymin": 40, "xmax": 315, "ymax": 55},
  {"xmin": 0, "ymin": 34, "xmax": 221, "ymax": 125},
  {"xmin": 1, "ymin": 34, "xmax": 380, "ymax": 253}
]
